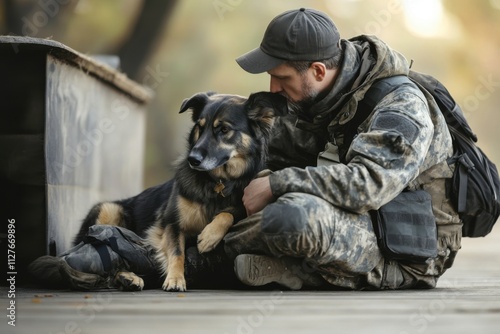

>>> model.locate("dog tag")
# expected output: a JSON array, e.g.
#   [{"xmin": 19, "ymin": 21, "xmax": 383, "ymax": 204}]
[{"xmin": 214, "ymin": 180, "xmax": 225, "ymax": 197}]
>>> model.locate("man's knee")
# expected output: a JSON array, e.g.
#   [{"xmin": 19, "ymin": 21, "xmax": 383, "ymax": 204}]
[{"xmin": 261, "ymin": 200, "xmax": 308, "ymax": 234}]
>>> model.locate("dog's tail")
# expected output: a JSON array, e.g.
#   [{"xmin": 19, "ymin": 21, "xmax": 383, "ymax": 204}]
[{"xmin": 73, "ymin": 202, "xmax": 131, "ymax": 246}]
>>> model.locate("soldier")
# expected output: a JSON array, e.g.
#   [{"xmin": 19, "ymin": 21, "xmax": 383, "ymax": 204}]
[{"xmin": 224, "ymin": 8, "xmax": 462, "ymax": 290}]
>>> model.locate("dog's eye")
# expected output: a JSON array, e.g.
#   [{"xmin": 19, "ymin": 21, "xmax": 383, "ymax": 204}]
[{"xmin": 220, "ymin": 126, "xmax": 230, "ymax": 134}]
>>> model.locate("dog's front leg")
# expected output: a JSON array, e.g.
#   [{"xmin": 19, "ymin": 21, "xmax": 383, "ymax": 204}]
[
  {"xmin": 114, "ymin": 271, "xmax": 144, "ymax": 291},
  {"xmin": 197, "ymin": 212, "xmax": 234, "ymax": 253},
  {"xmin": 255, "ymin": 169, "xmax": 272, "ymax": 178},
  {"xmin": 161, "ymin": 225, "xmax": 187, "ymax": 292}
]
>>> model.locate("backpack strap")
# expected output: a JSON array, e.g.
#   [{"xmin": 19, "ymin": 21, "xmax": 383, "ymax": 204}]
[
  {"xmin": 448, "ymin": 146, "xmax": 475, "ymax": 213},
  {"xmin": 408, "ymin": 70, "xmax": 478, "ymax": 142},
  {"xmin": 341, "ymin": 75, "xmax": 413, "ymax": 163},
  {"xmin": 83, "ymin": 236, "xmax": 114, "ymax": 273}
]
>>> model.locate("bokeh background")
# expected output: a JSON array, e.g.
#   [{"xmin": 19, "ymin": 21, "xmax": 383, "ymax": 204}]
[{"xmin": 2, "ymin": 0, "xmax": 499, "ymax": 188}]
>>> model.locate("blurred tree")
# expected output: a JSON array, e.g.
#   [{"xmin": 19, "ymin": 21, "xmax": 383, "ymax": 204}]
[
  {"xmin": 3, "ymin": 0, "xmax": 77, "ymax": 35},
  {"xmin": 2, "ymin": 0, "xmax": 179, "ymax": 81},
  {"xmin": 116, "ymin": 0, "xmax": 179, "ymax": 80},
  {"xmin": 4, "ymin": 0, "xmax": 33, "ymax": 34}
]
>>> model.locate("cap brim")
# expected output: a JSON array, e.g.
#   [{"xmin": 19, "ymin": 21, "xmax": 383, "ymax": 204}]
[{"xmin": 236, "ymin": 47, "xmax": 285, "ymax": 74}]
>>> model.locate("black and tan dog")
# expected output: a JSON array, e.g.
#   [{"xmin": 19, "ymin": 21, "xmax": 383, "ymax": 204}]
[{"xmin": 73, "ymin": 91, "xmax": 287, "ymax": 291}]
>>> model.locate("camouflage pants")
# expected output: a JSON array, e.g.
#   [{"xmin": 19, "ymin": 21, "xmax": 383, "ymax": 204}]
[{"xmin": 224, "ymin": 192, "xmax": 426, "ymax": 290}]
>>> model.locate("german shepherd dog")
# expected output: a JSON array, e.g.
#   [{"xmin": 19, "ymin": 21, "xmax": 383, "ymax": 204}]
[{"xmin": 73, "ymin": 91, "xmax": 287, "ymax": 291}]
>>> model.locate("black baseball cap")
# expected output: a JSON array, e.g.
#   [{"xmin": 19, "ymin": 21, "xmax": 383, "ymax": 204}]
[{"xmin": 236, "ymin": 8, "xmax": 341, "ymax": 74}]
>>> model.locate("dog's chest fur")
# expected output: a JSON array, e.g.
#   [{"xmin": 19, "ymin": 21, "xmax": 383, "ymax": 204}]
[{"xmin": 176, "ymin": 196, "xmax": 208, "ymax": 235}]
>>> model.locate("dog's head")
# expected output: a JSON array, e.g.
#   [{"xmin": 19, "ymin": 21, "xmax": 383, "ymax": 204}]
[{"xmin": 179, "ymin": 91, "xmax": 287, "ymax": 179}]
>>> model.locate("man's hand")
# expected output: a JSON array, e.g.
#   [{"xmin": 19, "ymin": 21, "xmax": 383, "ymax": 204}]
[{"xmin": 242, "ymin": 176, "xmax": 275, "ymax": 216}]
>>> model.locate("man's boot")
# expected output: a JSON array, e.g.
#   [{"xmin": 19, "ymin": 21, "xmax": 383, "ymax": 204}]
[{"xmin": 234, "ymin": 254, "xmax": 327, "ymax": 290}]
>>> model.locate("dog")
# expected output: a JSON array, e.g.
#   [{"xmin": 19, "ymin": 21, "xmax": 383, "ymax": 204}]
[{"xmin": 73, "ymin": 91, "xmax": 287, "ymax": 291}]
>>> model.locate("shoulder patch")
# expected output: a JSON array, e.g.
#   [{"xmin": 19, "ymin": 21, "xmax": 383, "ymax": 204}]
[{"xmin": 371, "ymin": 111, "xmax": 419, "ymax": 144}]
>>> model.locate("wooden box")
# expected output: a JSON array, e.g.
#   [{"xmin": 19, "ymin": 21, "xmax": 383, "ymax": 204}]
[{"xmin": 0, "ymin": 36, "xmax": 153, "ymax": 281}]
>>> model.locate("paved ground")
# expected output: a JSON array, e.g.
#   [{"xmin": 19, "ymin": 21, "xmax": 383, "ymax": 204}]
[{"xmin": 2, "ymin": 227, "xmax": 500, "ymax": 334}]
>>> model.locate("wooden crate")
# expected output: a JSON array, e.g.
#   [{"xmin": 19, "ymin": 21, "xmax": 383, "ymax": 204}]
[{"xmin": 0, "ymin": 36, "xmax": 153, "ymax": 281}]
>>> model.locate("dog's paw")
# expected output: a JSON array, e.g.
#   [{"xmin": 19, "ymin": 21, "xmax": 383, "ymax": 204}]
[
  {"xmin": 197, "ymin": 224, "xmax": 223, "ymax": 253},
  {"xmin": 256, "ymin": 169, "xmax": 272, "ymax": 178},
  {"xmin": 162, "ymin": 275, "xmax": 186, "ymax": 292},
  {"xmin": 114, "ymin": 271, "xmax": 144, "ymax": 291}
]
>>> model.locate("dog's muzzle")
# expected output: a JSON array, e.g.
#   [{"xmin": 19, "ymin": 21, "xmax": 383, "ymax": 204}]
[
  {"xmin": 188, "ymin": 151, "xmax": 228, "ymax": 171},
  {"xmin": 187, "ymin": 151, "xmax": 204, "ymax": 168}
]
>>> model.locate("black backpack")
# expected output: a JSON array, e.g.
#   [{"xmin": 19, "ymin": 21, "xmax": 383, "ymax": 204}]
[{"xmin": 345, "ymin": 70, "xmax": 500, "ymax": 237}]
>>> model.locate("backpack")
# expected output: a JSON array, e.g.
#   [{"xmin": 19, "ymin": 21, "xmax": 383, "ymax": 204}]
[
  {"xmin": 345, "ymin": 70, "xmax": 500, "ymax": 237},
  {"xmin": 27, "ymin": 225, "xmax": 159, "ymax": 290}
]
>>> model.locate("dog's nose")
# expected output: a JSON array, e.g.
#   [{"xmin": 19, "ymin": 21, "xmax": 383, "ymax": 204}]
[{"xmin": 187, "ymin": 152, "xmax": 203, "ymax": 167}]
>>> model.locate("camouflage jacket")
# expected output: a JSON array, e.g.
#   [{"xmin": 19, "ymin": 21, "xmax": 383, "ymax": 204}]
[{"xmin": 267, "ymin": 35, "xmax": 462, "ymax": 284}]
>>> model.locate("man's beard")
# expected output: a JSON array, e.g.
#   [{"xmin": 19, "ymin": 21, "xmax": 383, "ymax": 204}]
[{"xmin": 282, "ymin": 78, "xmax": 320, "ymax": 122}]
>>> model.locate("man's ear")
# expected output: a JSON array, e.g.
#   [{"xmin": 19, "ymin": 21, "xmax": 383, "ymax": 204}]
[
  {"xmin": 179, "ymin": 91, "xmax": 216, "ymax": 122},
  {"xmin": 310, "ymin": 62, "xmax": 327, "ymax": 81}
]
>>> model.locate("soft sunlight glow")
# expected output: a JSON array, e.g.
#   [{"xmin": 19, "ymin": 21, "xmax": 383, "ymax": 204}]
[
  {"xmin": 402, "ymin": 0, "xmax": 461, "ymax": 39},
  {"xmin": 490, "ymin": 0, "xmax": 500, "ymax": 10}
]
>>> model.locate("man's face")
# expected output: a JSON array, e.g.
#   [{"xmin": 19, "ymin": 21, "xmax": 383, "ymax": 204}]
[{"xmin": 267, "ymin": 64, "xmax": 320, "ymax": 114}]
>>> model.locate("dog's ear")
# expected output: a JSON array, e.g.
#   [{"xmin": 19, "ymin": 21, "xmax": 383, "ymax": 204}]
[
  {"xmin": 179, "ymin": 92, "xmax": 216, "ymax": 121},
  {"xmin": 246, "ymin": 92, "xmax": 288, "ymax": 136}
]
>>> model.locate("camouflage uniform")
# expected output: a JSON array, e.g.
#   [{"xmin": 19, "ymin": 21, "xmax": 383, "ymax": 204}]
[{"xmin": 224, "ymin": 35, "xmax": 462, "ymax": 290}]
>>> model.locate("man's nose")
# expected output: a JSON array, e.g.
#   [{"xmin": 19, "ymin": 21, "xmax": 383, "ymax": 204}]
[{"xmin": 270, "ymin": 77, "xmax": 282, "ymax": 93}]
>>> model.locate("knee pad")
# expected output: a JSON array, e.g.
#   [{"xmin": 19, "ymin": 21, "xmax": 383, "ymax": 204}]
[{"xmin": 262, "ymin": 201, "xmax": 307, "ymax": 234}]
